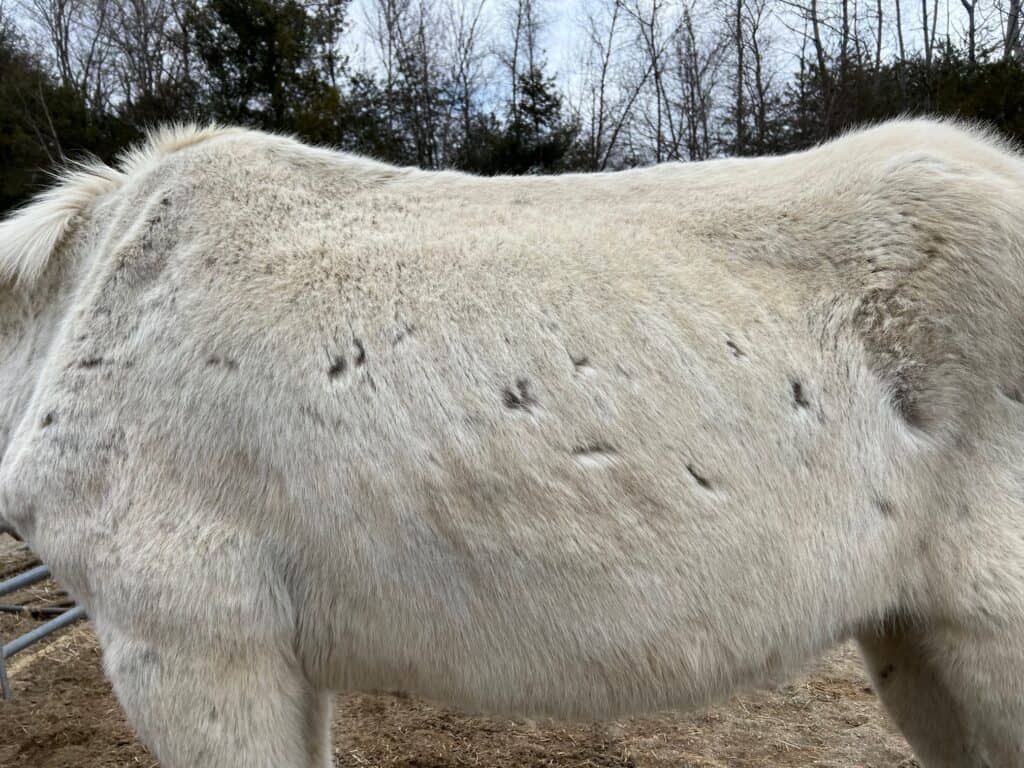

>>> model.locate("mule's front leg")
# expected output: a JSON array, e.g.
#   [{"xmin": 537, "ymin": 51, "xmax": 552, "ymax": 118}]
[{"xmin": 98, "ymin": 623, "xmax": 332, "ymax": 768}]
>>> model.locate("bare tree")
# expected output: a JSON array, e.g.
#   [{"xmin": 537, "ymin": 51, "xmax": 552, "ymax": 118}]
[
  {"xmin": 20, "ymin": 0, "xmax": 113, "ymax": 110},
  {"xmin": 674, "ymin": 3, "xmax": 724, "ymax": 159},
  {"xmin": 733, "ymin": 0, "xmax": 745, "ymax": 152},
  {"xmin": 575, "ymin": 0, "xmax": 639, "ymax": 168},
  {"xmin": 807, "ymin": 0, "xmax": 831, "ymax": 129},
  {"xmin": 744, "ymin": 0, "xmax": 775, "ymax": 150},
  {"xmin": 498, "ymin": 0, "xmax": 545, "ymax": 118},
  {"xmin": 445, "ymin": 0, "xmax": 489, "ymax": 148},
  {"xmin": 103, "ymin": 0, "xmax": 177, "ymax": 107},
  {"xmin": 366, "ymin": 0, "xmax": 449, "ymax": 167},
  {"xmin": 620, "ymin": 0, "xmax": 690, "ymax": 161}
]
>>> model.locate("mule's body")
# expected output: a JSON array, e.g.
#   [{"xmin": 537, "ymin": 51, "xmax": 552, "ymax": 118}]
[{"xmin": 1, "ymin": 120, "xmax": 1023, "ymax": 766}]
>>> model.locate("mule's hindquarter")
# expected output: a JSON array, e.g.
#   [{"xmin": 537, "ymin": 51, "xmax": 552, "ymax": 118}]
[{"xmin": 4, "ymin": 128, "xmax": 1024, "ymax": 766}]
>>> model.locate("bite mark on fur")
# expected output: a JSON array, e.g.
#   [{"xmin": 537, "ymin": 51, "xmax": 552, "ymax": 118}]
[
  {"xmin": 571, "ymin": 353, "xmax": 592, "ymax": 373},
  {"xmin": 791, "ymin": 380, "xmax": 810, "ymax": 409},
  {"xmin": 572, "ymin": 442, "xmax": 617, "ymax": 467},
  {"xmin": 327, "ymin": 354, "xmax": 347, "ymax": 379},
  {"xmin": 874, "ymin": 498, "xmax": 895, "ymax": 517},
  {"xmin": 1000, "ymin": 386, "xmax": 1024, "ymax": 405},
  {"xmin": 206, "ymin": 355, "xmax": 239, "ymax": 371},
  {"xmin": 503, "ymin": 378, "xmax": 537, "ymax": 411},
  {"xmin": 393, "ymin": 323, "xmax": 415, "ymax": 345},
  {"xmin": 686, "ymin": 463, "xmax": 712, "ymax": 490}
]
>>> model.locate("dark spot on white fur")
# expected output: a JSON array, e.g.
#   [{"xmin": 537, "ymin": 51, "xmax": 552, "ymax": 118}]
[
  {"xmin": 40, "ymin": 412, "xmax": 54, "ymax": 428},
  {"xmin": 686, "ymin": 464, "xmax": 712, "ymax": 489},
  {"xmin": 1000, "ymin": 386, "xmax": 1024, "ymax": 404},
  {"xmin": 874, "ymin": 498, "xmax": 895, "ymax": 517},
  {"xmin": 726, "ymin": 339, "xmax": 744, "ymax": 357},
  {"xmin": 571, "ymin": 353, "xmax": 591, "ymax": 370},
  {"xmin": 890, "ymin": 381, "xmax": 925, "ymax": 428},
  {"xmin": 300, "ymin": 405, "xmax": 327, "ymax": 428},
  {"xmin": 503, "ymin": 378, "xmax": 536, "ymax": 411},
  {"xmin": 79, "ymin": 356, "xmax": 103, "ymax": 369},
  {"xmin": 393, "ymin": 323, "xmax": 415, "ymax": 345},
  {"xmin": 354, "ymin": 338, "xmax": 366, "ymax": 366},
  {"xmin": 206, "ymin": 355, "xmax": 239, "ymax": 371},
  {"xmin": 791, "ymin": 380, "xmax": 810, "ymax": 408},
  {"xmin": 327, "ymin": 355, "xmax": 347, "ymax": 378}
]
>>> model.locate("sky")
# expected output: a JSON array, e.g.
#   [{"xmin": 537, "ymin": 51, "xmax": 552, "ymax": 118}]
[
  {"xmin": 347, "ymin": 0, "xmax": 587, "ymax": 80},
  {"xmin": 343, "ymin": 0, "xmax": 1008, "ymax": 104}
]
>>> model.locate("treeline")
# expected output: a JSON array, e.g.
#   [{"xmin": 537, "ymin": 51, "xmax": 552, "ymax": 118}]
[{"xmin": 2, "ymin": 0, "xmax": 1024, "ymax": 214}]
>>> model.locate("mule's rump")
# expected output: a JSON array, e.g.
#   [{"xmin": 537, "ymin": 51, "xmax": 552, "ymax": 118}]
[{"xmin": 1, "ymin": 119, "xmax": 1023, "ymax": 767}]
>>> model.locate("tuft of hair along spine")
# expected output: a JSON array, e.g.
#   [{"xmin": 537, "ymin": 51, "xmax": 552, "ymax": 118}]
[
  {"xmin": 0, "ymin": 124, "xmax": 236, "ymax": 288},
  {"xmin": 0, "ymin": 162, "xmax": 124, "ymax": 286}
]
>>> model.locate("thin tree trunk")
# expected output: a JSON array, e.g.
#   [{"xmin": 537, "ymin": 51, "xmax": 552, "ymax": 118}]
[
  {"xmin": 840, "ymin": 0, "xmax": 849, "ymax": 86},
  {"xmin": 808, "ymin": 0, "xmax": 830, "ymax": 134},
  {"xmin": 875, "ymin": 0, "xmax": 883, "ymax": 70},
  {"xmin": 921, "ymin": 0, "xmax": 932, "ymax": 67},
  {"xmin": 960, "ymin": 0, "xmax": 976, "ymax": 63},
  {"xmin": 735, "ymin": 0, "xmax": 745, "ymax": 154},
  {"xmin": 1007, "ymin": 0, "xmax": 1022, "ymax": 60}
]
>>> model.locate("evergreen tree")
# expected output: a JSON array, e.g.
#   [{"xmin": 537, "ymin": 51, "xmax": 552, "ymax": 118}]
[
  {"xmin": 190, "ymin": 0, "xmax": 348, "ymax": 133},
  {"xmin": 478, "ymin": 66, "xmax": 580, "ymax": 174}
]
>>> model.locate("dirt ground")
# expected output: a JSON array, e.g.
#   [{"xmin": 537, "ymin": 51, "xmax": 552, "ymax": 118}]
[{"xmin": 0, "ymin": 535, "xmax": 918, "ymax": 768}]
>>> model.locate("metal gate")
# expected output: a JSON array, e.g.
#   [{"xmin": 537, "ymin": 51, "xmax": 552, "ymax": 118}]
[{"xmin": 0, "ymin": 562, "xmax": 86, "ymax": 699}]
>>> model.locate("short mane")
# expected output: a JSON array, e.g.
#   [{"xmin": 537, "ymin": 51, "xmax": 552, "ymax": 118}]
[
  {"xmin": 0, "ymin": 124, "xmax": 236, "ymax": 287},
  {"xmin": 0, "ymin": 161, "xmax": 122, "ymax": 286}
]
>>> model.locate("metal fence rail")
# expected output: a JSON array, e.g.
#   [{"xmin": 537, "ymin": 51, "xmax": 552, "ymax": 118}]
[{"xmin": 0, "ymin": 564, "xmax": 86, "ymax": 700}]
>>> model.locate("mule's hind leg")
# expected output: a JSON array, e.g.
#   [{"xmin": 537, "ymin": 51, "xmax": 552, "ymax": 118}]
[
  {"xmin": 304, "ymin": 690, "xmax": 334, "ymax": 768},
  {"xmin": 100, "ymin": 627, "xmax": 332, "ymax": 768},
  {"xmin": 859, "ymin": 623, "xmax": 1024, "ymax": 767}
]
